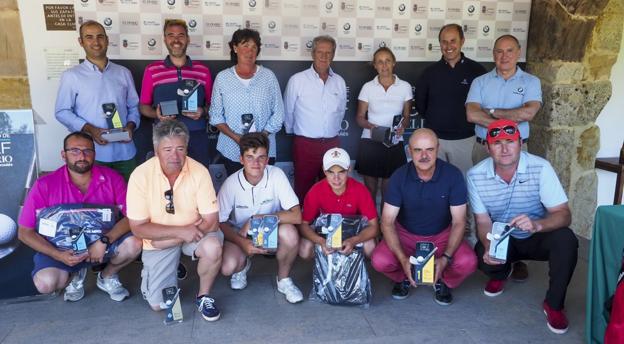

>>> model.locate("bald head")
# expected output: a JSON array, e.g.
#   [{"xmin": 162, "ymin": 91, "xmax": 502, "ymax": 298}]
[{"xmin": 409, "ymin": 128, "xmax": 439, "ymax": 147}]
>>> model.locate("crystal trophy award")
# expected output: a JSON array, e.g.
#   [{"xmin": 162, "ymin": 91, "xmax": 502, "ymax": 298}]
[
  {"xmin": 162, "ymin": 286, "xmax": 183, "ymax": 325},
  {"xmin": 178, "ymin": 79, "xmax": 200, "ymax": 112},
  {"xmin": 409, "ymin": 242, "xmax": 437, "ymax": 285},
  {"xmin": 101, "ymin": 103, "xmax": 130, "ymax": 142},
  {"xmin": 487, "ymin": 222, "xmax": 516, "ymax": 264}
]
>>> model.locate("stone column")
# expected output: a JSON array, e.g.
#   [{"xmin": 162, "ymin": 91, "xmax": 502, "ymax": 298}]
[
  {"xmin": 0, "ymin": 0, "xmax": 30, "ymax": 109},
  {"xmin": 527, "ymin": 0, "xmax": 623, "ymax": 238}
]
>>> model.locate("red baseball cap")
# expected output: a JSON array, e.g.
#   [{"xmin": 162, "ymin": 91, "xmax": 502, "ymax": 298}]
[{"xmin": 486, "ymin": 119, "xmax": 521, "ymax": 145}]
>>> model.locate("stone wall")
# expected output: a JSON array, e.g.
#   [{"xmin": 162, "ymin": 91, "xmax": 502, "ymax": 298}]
[
  {"xmin": 0, "ymin": 0, "xmax": 30, "ymax": 109},
  {"xmin": 527, "ymin": 0, "xmax": 624, "ymax": 238}
]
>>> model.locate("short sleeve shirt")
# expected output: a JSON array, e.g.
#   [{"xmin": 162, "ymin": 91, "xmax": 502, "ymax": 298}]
[
  {"xmin": 465, "ymin": 67, "xmax": 542, "ymax": 140},
  {"xmin": 466, "ymin": 151, "xmax": 568, "ymax": 239},
  {"xmin": 126, "ymin": 156, "xmax": 219, "ymax": 250},
  {"xmin": 302, "ymin": 178, "xmax": 378, "ymax": 223},
  {"xmin": 385, "ymin": 159, "xmax": 467, "ymax": 236},
  {"xmin": 218, "ymin": 165, "xmax": 299, "ymax": 228},
  {"xmin": 358, "ymin": 75, "xmax": 413, "ymax": 140},
  {"xmin": 19, "ymin": 165, "xmax": 127, "ymax": 229}
]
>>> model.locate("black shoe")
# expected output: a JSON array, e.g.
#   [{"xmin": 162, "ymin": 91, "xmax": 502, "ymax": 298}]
[
  {"xmin": 434, "ymin": 281, "xmax": 453, "ymax": 306},
  {"xmin": 391, "ymin": 280, "xmax": 411, "ymax": 300},
  {"xmin": 511, "ymin": 261, "xmax": 529, "ymax": 282},
  {"xmin": 177, "ymin": 262, "xmax": 188, "ymax": 280}
]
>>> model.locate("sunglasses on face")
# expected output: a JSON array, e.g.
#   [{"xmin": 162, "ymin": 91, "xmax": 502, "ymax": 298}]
[
  {"xmin": 164, "ymin": 189, "xmax": 175, "ymax": 214},
  {"xmin": 488, "ymin": 125, "xmax": 517, "ymax": 139}
]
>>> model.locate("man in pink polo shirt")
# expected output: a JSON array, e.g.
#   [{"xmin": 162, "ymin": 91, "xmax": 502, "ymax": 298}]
[
  {"xmin": 18, "ymin": 132, "xmax": 142, "ymax": 302},
  {"xmin": 298, "ymin": 148, "xmax": 378, "ymax": 259}
]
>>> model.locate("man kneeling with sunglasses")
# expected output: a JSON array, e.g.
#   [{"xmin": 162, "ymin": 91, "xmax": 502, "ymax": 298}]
[
  {"xmin": 127, "ymin": 120, "xmax": 223, "ymax": 321},
  {"xmin": 467, "ymin": 119, "xmax": 578, "ymax": 334}
]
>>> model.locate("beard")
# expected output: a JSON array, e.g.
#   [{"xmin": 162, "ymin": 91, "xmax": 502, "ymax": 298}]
[{"xmin": 68, "ymin": 160, "xmax": 93, "ymax": 174}]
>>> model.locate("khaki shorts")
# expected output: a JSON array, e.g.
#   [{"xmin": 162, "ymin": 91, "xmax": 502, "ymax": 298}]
[{"xmin": 140, "ymin": 230, "xmax": 223, "ymax": 307}]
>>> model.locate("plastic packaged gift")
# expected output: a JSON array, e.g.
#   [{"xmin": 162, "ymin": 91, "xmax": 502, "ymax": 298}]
[
  {"xmin": 410, "ymin": 242, "xmax": 437, "ymax": 285},
  {"xmin": 35, "ymin": 203, "xmax": 120, "ymax": 250},
  {"xmin": 248, "ymin": 215, "xmax": 279, "ymax": 251},
  {"xmin": 487, "ymin": 222, "xmax": 516, "ymax": 264},
  {"xmin": 310, "ymin": 215, "xmax": 371, "ymax": 307},
  {"xmin": 314, "ymin": 214, "xmax": 367, "ymax": 249}
]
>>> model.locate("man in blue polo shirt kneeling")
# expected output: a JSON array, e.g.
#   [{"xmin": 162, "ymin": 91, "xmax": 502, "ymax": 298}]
[{"xmin": 371, "ymin": 128, "xmax": 477, "ymax": 305}]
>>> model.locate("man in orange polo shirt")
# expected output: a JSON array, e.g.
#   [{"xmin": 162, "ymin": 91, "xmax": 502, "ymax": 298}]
[{"xmin": 127, "ymin": 120, "xmax": 222, "ymax": 321}]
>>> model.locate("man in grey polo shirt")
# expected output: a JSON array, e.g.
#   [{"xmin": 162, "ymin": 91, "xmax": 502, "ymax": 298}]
[
  {"xmin": 218, "ymin": 133, "xmax": 304, "ymax": 304},
  {"xmin": 467, "ymin": 119, "xmax": 578, "ymax": 335}
]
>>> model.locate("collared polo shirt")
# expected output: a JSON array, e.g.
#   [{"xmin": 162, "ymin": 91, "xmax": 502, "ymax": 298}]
[
  {"xmin": 55, "ymin": 59, "xmax": 140, "ymax": 162},
  {"xmin": 218, "ymin": 165, "xmax": 299, "ymax": 228},
  {"xmin": 126, "ymin": 156, "xmax": 219, "ymax": 250},
  {"xmin": 140, "ymin": 56, "xmax": 212, "ymax": 131},
  {"xmin": 385, "ymin": 159, "xmax": 467, "ymax": 236},
  {"xmin": 466, "ymin": 67, "xmax": 542, "ymax": 140},
  {"xmin": 283, "ymin": 65, "xmax": 347, "ymax": 138},
  {"xmin": 19, "ymin": 165, "xmax": 127, "ymax": 229},
  {"xmin": 302, "ymin": 177, "xmax": 378, "ymax": 223},
  {"xmin": 466, "ymin": 151, "xmax": 568, "ymax": 239},
  {"xmin": 358, "ymin": 75, "xmax": 413, "ymax": 140},
  {"xmin": 415, "ymin": 54, "xmax": 486, "ymax": 140}
]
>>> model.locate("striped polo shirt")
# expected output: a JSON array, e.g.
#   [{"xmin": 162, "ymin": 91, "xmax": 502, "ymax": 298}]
[
  {"xmin": 466, "ymin": 151, "xmax": 568, "ymax": 239},
  {"xmin": 140, "ymin": 56, "xmax": 212, "ymax": 131}
]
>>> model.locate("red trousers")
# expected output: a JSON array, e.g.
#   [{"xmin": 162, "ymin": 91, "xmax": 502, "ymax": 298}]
[
  {"xmin": 292, "ymin": 135, "xmax": 339, "ymax": 202},
  {"xmin": 371, "ymin": 222, "xmax": 477, "ymax": 288}
]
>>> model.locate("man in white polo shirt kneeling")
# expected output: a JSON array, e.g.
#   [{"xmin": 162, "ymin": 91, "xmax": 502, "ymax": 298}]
[{"xmin": 218, "ymin": 132, "xmax": 304, "ymax": 303}]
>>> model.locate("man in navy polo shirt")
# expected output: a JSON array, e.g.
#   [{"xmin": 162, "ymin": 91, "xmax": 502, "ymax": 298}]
[
  {"xmin": 415, "ymin": 23, "xmax": 486, "ymax": 176},
  {"xmin": 139, "ymin": 19, "xmax": 213, "ymax": 168},
  {"xmin": 371, "ymin": 129, "xmax": 477, "ymax": 305}
]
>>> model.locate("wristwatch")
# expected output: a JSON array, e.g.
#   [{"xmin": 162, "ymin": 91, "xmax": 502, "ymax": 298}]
[
  {"xmin": 99, "ymin": 235, "xmax": 111, "ymax": 248},
  {"xmin": 443, "ymin": 253, "xmax": 454, "ymax": 262}
]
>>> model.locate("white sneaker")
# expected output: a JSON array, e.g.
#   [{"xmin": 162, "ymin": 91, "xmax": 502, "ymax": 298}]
[
  {"xmin": 276, "ymin": 277, "xmax": 303, "ymax": 304},
  {"xmin": 230, "ymin": 258, "xmax": 251, "ymax": 290},
  {"xmin": 97, "ymin": 272, "xmax": 130, "ymax": 302},
  {"xmin": 64, "ymin": 267, "xmax": 87, "ymax": 302}
]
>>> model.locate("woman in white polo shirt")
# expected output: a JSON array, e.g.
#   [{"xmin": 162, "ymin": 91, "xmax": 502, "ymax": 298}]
[{"xmin": 355, "ymin": 47, "xmax": 413, "ymax": 209}]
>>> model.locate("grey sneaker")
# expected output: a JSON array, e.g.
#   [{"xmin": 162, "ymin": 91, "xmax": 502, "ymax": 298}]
[
  {"xmin": 64, "ymin": 267, "xmax": 87, "ymax": 302},
  {"xmin": 96, "ymin": 272, "xmax": 129, "ymax": 302},
  {"xmin": 230, "ymin": 258, "xmax": 251, "ymax": 290},
  {"xmin": 276, "ymin": 277, "xmax": 303, "ymax": 303}
]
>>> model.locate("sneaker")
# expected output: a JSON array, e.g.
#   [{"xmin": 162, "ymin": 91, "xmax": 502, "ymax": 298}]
[
  {"xmin": 96, "ymin": 272, "xmax": 129, "ymax": 302},
  {"xmin": 177, "ymin": 262, "xmax": 188, "ymax": 280},
  {"xmin": 230, "ymin": 258, "xmax": 251, "ymax": 290},
  {"xmin": 276, "ymin": 277, "xmax": 304, "ymax": 303},
  {"xmin": 484, "ymin": 279, "xmax": 506, "ymax": 297},
  {"xmin": 64, "ymin": 267, "xmax": 87, "ymax": 302},
  {"xmin": 433, "ymin": 281, "xmax": 453, "ymax": 306},
  {"xmin": 391, "ymin": 280, "xmax": 411, "ymax": 300},
  {"xmin": 511, "ymin": 261, "xmax": 529, "ymax": 282},
  {"xmin": 196, "ymin": 295, "xmax": 220, "ymax": 322},
  {"xmin": 543, "ymin": 301, "xmax": 569, "ymax": 334}
]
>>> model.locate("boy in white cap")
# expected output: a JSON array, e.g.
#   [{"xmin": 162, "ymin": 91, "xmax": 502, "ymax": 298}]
[{"xmin": 298, "ymin": 148, "xmax": 379, "ymax": 258}]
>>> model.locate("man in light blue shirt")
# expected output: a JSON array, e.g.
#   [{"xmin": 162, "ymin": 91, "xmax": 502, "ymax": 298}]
[
  {"xmin": 465, "ymin": 34, "xmax": 542, "ymax": 165},
  {"xmin": 55, "ymin": 20, "xmax": 140, "ymax": 181}
]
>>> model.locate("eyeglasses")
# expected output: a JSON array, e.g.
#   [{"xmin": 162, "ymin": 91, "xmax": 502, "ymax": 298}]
[
  {"xmin": 164, "ymin": 189, "xmax": 175, "ymax": 214},
  {"xmin": 243, "ymin": 155, "xmax": 269, "ymax": 163},
  {"xmin": 488, "ymin": 125, "xmax": 517, "ymax": 139},
  {"xmin": 64, "ymin": 148, "xmax": 95, "ymax": 157}
]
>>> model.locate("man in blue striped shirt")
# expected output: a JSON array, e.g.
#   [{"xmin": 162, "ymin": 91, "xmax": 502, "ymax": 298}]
[{"xmin": 467, "ymin": 119, "xmax": 578, "ymax": 335}]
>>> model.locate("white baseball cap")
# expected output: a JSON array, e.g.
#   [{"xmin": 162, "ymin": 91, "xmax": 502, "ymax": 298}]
[{"xmin": 323, "ymin": 148, "xmax": 350, "ymax": 171}]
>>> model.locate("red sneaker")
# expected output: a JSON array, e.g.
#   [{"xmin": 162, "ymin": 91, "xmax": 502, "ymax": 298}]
[
  {"xmin": 543, "ymin": 301, "xmax": 569, "ymax": 334},
  {"xmin": 484, "ymin": 279, "xmax": 506, "ymax": 297}
]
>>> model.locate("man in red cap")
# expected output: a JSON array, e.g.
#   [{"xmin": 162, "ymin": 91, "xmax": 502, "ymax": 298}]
[{"xmin": 466, "ymin": 119, "xmax": 578, "ymax": 334}]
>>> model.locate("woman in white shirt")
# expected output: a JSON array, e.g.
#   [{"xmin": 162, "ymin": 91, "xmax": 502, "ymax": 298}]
[{"xmin": 355, "ymin": 47, "xmax": 413, "ymax": 208}]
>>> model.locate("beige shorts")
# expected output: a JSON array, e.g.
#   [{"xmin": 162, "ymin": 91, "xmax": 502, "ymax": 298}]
[{"xmin": 140, "ymin": 230, "xmax": 223, "ymax": 307}]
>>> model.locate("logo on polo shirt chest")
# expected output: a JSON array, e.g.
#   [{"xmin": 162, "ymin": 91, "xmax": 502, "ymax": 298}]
[
  {"xmin": 513, "ymin": 87, "xmax": 525, "ymax": 95},
  {"xmin": 235, "ymin": 205, "xmax": 249, "ymax": 209},
  {"xmin": 260, "ymin": 198, "xmax": 274, "ymax": 205}
]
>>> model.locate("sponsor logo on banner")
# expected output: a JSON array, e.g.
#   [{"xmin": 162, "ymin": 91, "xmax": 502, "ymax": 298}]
[{"xmin": 0, "ymin": 133, "xmax": 13, "ymax": 167}]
